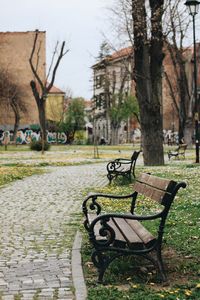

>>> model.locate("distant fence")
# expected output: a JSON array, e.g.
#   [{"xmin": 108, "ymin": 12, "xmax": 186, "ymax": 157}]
[{"xmin": 0, "ymin": 130, "xmax": 67, "ymax": 145}]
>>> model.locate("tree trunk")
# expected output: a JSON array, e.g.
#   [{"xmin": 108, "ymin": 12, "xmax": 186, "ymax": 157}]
[
  {"xmin": 184, "ymin": 118, "xmax": 193, "ymax": 146},
  {"xmin": 132, "ymin": 0, "xmax": 164, "ymax": 165},
  {"xmin": 38, "ymin": 99, "xmax": 46, "ymax": 141},
  {"xmin": 38, "ymin": 99, "xmax": 46, "ymax": 154},
  {"xmin": 30, "ymin": 81, "xmax": 47, "ymax": 154},
  {"xmin": 110, "ymin": 124, "xmax": 119, "ymax": 145},
  {"xmin": 13, "ymin": 114, "xmax": 20, "ymax": 144},
  {"xmin": 11, "ymin": 101, "xmax": 21, "ymax": 144}
]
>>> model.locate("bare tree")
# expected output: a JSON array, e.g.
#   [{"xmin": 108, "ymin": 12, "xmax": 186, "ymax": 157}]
[
  {"xmin": 29, "ymin": 30, "xmax": 68, "ymax": 152},
  {"xmin": 0, "ymin": 68, "xmax": 27, "ymax": 142},
  {"xmin": 163, "ymin": 0, "xmax": 193, "ymax": 145}
]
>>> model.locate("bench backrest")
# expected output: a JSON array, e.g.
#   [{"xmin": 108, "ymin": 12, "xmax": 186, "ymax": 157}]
[
  {"xmin": 178, "ymin": 143, "xmax": 187, "ymax": 153},
  {"xmin": 130, "ymin": 150, "xmax": 141, "ymax": 166},
  {"xmin": 133, "ymin": 173, "xmax": 186, "ymax": 208},
  {"xmin": 131, "ymin": 150, "xmax": 141, "ymax": 161},
  {"xmin": 132, "ymin": 173, "xmax": 186, "ymax": 245}
]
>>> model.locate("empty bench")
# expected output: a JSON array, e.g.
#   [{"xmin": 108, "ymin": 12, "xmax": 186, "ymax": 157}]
[
  {"xmin": 168, "ymin": 144, "xmax": 187, "ymax": 160},
  {"xmin": 82, "ymin": 173, "xmax": 186, "ymax": 283},
  {"xmin": 106, "ymin": 150, "xmax": 141, "ymax": 184}
]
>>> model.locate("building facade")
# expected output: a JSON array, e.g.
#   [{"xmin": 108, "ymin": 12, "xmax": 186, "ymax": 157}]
[
  {"xmin": 0, "ymin": 31, "xmax": 46, "ymax": 130},
  {"xmin": 92, "ymin": 45, "xmax": 200, "ymax": 144},
  {"xmin": 92, "ymin": 47, "xmax": 137, "ymax": 144},
  {"xmin": 46, "ymin": 85, "xmax": 65, "ymax": 123}
]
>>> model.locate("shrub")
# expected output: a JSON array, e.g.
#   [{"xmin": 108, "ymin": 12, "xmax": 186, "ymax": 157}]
[
  {"xmin": 29, "ymin": 124, "xmax": 40, "ymax": 131},
  {"xmin": 73, "ymin": 130, "xmax": 87, "ymax": 145},
  {"xmin": 30, "ymin": 140, "xmax": 50, "ymax": 151}
]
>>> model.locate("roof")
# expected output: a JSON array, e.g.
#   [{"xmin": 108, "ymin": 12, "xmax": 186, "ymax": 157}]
[
  {"xmin": 92, "ymin": 46, "xmax": 133, "ymax": 69},
  {"xmin": 109, "ymin": 46, "xmax": 133, "ymax": 60},
  {"xmin": 0, "ymin": 31, "xmax": 46, "ymax": 35},
  {"xmin": 48, "ymin": 85, "xmax": 65, "ymax": 94},
  {"xmin": 84, "ymin": 100, "xmax": 92, "ymax": 108}
]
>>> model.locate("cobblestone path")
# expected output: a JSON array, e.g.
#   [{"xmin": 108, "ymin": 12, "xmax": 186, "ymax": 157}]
[{"xmin": 0, "ymin": 163, "xmax": 107, "ymax": 300}]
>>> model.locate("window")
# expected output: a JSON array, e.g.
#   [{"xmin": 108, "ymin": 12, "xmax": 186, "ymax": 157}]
[
  {"xmin": 94, "ymin": 93, "xmax": 106, "ymax": 110},
  {"xmin": 95, "ymin": 95, "xmax": 101, "ymax": 108},
  {"xmin": 95, "ymin": 75, "xmax": 104, "ymax": 88}
]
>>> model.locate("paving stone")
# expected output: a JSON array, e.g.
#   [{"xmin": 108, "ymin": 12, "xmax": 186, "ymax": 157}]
[
  {"xmin": 2, "ymin": 295, "xmax": 14, "ymax": 300},
  {"xmin": 0, "ymin": 278, "xmax": 8, "ymax": 287},
  {"xmin": 0, "ymin": 163, "xmax": 107, "ymax": 298},
  {"xmin": 8, "ymin": 283, "xmax": 21, "ymax": 291}
]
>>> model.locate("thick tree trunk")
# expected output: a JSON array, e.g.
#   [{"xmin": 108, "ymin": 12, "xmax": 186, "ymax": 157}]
[
  {"xmin": 11, "ymin": 102, "xmax": 21, "ymax": 143},
  {"xmin": 30, "ymin": 80, "xmax": 47, "ymax": 153},
  {"xmin": 37, "ymin": 99, "xmax": 46, "ymax": 154},
  {"xmin": 132, "ymin": 0, "xmax": 164, "ymax": 165},
  {"xmin": 110, "ymin": 124, "xmax": 119, "ymax": 145},
  {"xmin": 13, "ymin": 114, "xmax": 20, "ymax": 144},
  {"xmin": 184, "ymin": 118, "xmax": 193, "ymax": 146},
  {"xmin": 38, "ymin": 99, "xmax": 47, "ymax": 141}
]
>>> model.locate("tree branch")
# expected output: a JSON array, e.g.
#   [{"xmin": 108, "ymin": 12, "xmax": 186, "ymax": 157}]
[
  {"xmin": 47, "ymin": 42, "xmax": 69, "ymax": 92},
  {"xmin": 29, "ymin": 30, "xmax": 45, "ymax": 93}
]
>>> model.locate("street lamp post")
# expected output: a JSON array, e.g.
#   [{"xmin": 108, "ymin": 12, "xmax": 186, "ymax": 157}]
[{"xmin": 185, "ymin": 0, "xmax": 200, "ymax": 163}]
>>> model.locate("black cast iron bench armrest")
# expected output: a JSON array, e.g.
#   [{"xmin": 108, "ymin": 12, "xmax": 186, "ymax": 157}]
[
  {"xmin": 90, "ymin": 211, "xmax": 163, "ymax": 231},
  {"xmin": 106, "ymin": 150, "xmax": 141, "ymax": 184},
  {"xmin": 114, "ymin": 158, "xmax": 132, "ymax": 163},
  {"xmin": 82, "ymin": 192, "xmax": 136, "ymax": 229}
]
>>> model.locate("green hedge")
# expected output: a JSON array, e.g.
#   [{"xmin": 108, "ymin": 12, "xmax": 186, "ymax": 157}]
[{"xmin": 30, "ymin": 141, "xmax": 50, "ymax": 151}]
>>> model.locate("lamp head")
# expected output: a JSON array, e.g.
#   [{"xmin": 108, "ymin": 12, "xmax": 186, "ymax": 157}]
[{"xmin": 185, "ymin": 0, "xmax": 200, "ymax": 16}]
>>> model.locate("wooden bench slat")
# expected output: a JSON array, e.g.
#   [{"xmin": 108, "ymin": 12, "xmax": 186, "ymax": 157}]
[
  {"xmin": 108, "ymin": 220, "xmax": 126, "ymax": 247},
  {"xmin": 112, "ymin": 218, "xmax": 144, "ymax": 250},
  {"xmin": 133, "ymin": 182, "xmax": 166, "ymax": 203},
  {"xmin": 126, "ymin": 219, "xmax": 156, "ymax": 247},
  {"xmin": 137, "ymin": 173, "xmax": 171, "ymax": 190}
]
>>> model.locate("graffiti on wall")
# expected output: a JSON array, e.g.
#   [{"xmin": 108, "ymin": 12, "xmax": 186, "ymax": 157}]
[{"xmin": 0, "ymin": 130, "xmax": 67, "ymax": 145}]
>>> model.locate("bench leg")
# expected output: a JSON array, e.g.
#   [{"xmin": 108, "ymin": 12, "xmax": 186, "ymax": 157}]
[
  {"xmin": 144, "ymin": 251, "xmax": 167, "ymax": 282},
  {"xmin": 91, "ymin": 250, "xmax": 124, "ymax": 283},
  {"xmin": 107, "ymin": 173, "xmax": 113, "ymax": 184},
  {"xmin": 156, "ymin": 249, "xmax": 167, "ymax": 282},
  {"xmin": 128, "ymin": 173, "xmax": 132, "ymax": 182},
  {"xmin": 91, "ymin": 250, "xmax": 109, "ymax": 283}
]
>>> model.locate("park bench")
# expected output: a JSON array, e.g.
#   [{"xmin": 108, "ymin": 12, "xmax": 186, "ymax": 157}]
[
  {"xmin": 106, "ymin": 150, "xmax": 141, "ymax": 184},
  {"xmin": 82, "ymin": 173, "xmax": 186, "ymax": 283},
  {"xmin": 168, "ymin": 143, "xmax": 187, "ymax": 160}
]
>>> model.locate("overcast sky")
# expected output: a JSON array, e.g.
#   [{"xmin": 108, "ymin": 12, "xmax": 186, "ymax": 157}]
[
  {"xmin": 1, "ymin": 1, "xmax": 200, "ymax": 99},
  {"xmin": 0, "ymin": 0, "xmax": 114, "ymax": 99}
]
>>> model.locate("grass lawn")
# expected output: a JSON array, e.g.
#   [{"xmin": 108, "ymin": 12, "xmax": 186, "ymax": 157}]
[
  {"xmin": 0, "ymin": 166, "xmax": 44, "ymax": 187},
  {"xmin": 0, "ymin": 144, "xmax": 140, "ymax": 167},
  {"xmin": 0, "ymin": 144, "xmax": 140, "ymax": 188},
  {"xmin": 81, "ymin": 163, "xmax": 200, "ymax": 300}
]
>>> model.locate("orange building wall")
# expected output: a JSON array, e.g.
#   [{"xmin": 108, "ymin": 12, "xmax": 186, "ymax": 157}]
[{"xmin": 0, "ymin": 31, "xmax": 46, "ymax": 127}]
